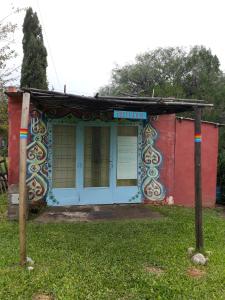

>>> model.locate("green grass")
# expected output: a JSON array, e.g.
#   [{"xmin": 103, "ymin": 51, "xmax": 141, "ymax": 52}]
[
  {"xmin": 0, "ymin": 193, "xmax": 7, "ymax": 216},
  {"xmin": 1, "ymin": 195, "xmax": 225, "ymax": 299}
]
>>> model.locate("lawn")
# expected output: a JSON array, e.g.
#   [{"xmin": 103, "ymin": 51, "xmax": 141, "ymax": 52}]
[{"xmin": 1, "ymin": 194, "xmax": 225, "ymax": 299}]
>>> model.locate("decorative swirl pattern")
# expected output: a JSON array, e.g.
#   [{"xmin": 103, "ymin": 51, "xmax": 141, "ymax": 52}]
[
  {"xmin": 143, "ymin": 123, "xmax": 157, "ymax": 143},
  {"xmin": 141, "ymin": 121, "xmax": 165, "ymax": 201},
  {"xmin": 26, "ymin": 174, "xmax": 48, "ymax": 202},
  {"xmin": 142, "ymin": 144, "xmax": 161, "ymax": 166},
  {"xmin": 26, "ymin": 109, "xmax": 48, "ymax": 203},
  {"xmin": 27, "ymin": 141, "xmax": 47, "ymax": 164}
]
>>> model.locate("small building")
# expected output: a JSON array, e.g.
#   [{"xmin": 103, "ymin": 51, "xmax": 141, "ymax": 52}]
[{"xmin": 6, "ymin": 88, "xmax": 218, "ymax": 219}]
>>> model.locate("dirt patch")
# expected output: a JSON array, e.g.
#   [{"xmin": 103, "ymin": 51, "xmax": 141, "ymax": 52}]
[
  {"xmin": 34, "ymin": 204, "xmax": 163, "ymax": 223},
  {"xmin": 187, "ymin": 267, "xmax": 206, "ymax": 278},
  {"xmin": 144, "ymin": 266, "xmax": 165, "ymax": 275},
  {"xmin": 32, "ymin": 294, "xmax": 54, "ymax": 300}
]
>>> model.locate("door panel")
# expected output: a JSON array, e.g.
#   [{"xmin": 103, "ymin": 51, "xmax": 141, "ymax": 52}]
[
  {"xmin": 51, "ymin": 125, "xmax": 79, "ymax": 205},
  {"xmin": 84, "ymin": 127, "xmax": 110, "ymax": 187},
  {"xmin": 116, "ymin": 126, "xmax": 138, "ymax": 187},
  {"xmin": 80, "ymin": 125, "xmax": 113, "ymax": 204},
  {"xmin": 112, "ymin": 125, "xmax": 141, "ymax": 204}
]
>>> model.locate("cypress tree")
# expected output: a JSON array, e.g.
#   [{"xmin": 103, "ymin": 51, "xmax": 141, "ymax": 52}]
[{"xmin": 20, "ymin": 7, "xmax": 48, "ymax": 89}]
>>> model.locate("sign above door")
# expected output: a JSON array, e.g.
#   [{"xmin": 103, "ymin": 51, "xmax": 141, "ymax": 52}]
[{"xmin": 114, "ymin": 110, "xmax": 147, "ymax": 120}]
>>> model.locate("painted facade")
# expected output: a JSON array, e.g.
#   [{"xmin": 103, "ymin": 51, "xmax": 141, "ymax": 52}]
[
  {"xmin": 25, "ymin": 109, "xmax": 165, "ymax": 205},
  {"xmin": 7, "ymin": 93, "xmax": 219, "ymax": 219}
]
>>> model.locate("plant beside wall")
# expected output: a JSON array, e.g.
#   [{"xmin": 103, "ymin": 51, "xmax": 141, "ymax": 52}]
[
  {"xmin": 0, "ymin": 94, "xmax": 8, "ymax": 157},
  {"xmin": 217, "ymin": 128, "xmax": 225, "ymax": 202}
]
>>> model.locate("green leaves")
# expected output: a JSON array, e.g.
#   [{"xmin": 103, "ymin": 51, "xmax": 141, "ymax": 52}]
[
  {"xmin": 99, "ymin": 45, "xmax": 225, "ymax": 201},
  {"xmin": 20, "ymin": 7, "xmax": 48, "ymax": 90},
  {"xmin": 99, "ymin": 46, "xmax": 224, "ymax": 103},
  {"xmin": 0, "ymin": 17, "xmax": 17, "ymax": 86}
]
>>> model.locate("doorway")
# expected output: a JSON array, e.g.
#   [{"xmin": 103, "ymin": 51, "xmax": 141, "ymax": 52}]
[{"xmin": 49, "ymin": 122, "xmax": 141, "ymax": 205}]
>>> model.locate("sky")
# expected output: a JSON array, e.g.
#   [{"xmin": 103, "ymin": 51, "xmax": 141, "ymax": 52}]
[{"xmin": 1, "ymin": 0, "xmax": 225, "ymax": 96}]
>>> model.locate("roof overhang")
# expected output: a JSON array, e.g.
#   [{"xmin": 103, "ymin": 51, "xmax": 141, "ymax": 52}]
[{"xmin": 6, "ymin": 88, "xmax": 213, "ymax": 116}]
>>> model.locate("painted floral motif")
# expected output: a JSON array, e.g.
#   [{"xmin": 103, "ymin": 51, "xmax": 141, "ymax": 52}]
[
  {"xmin": 26, "ymin": 109, "xmax": 48, "ymax": 203},
  {"xmin": 142, "ymin": 144, "xmax": 161, "ymax": 166},
  {"xmin": 141, "ymin": 121, "xmax": 165, "ymax": 201},
  {"xmin": 143, "ymin": 122, "xmax": 158, "ymax": 142},
  {"xmin": 27, "ymin": 142, "xmax": 47, "ymax": 164},
  {"xmin": 26, "ymin": 174, "xmax": 48, "ymax": 202}
]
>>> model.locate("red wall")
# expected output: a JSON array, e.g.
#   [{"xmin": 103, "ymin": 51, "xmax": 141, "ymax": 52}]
[
  {"xmin": 8, "ymin": 94, "xmax": 22, "ymax": 185},
  {"xmin": 174, "ymin": 119, "xmax": 218, "ymax": 207},
  {"xmin": 151, "ymin": 115, "xmax": 176, "ymax": 200}
]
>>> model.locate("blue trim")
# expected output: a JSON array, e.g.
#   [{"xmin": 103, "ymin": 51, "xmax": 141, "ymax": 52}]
[
  {"xmin": 47, "ymin": 118, "xmax": 143, "ymax": 206},
  {"xmin": 114, "ymin": 110, "xmax": 147, "ymax": 120},
  {"xmin": 76, "ymin": 125, "xmax": 83, "ymax": 196}
]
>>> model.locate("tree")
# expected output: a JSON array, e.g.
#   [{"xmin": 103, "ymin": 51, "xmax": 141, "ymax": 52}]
[
  {"xmin": 0, "ymin": 8, "xmax": 20, "ymax": 156},
  {"xmin": 100, "ymin": 47, "xmax": 186, "ymax": 97},
  {"xmin": 100, "ymin": 46, "xmax": 225, "ymax": 119},
  {"xmin": 0, "ymin": 21, "xmax": 16, "ymax": 141},
  {"xmin": 20, "ymin": 7, "xmax": 48, "ymax": 89},
  {"xmin": 0, "ymin": 18, "xmax": 17, "ymax": 86},
  {"xmin": 100, "ymin": 46, "xmax": 224, "ymax": 100},
  {"xmin": 99, "ymin": 46, "xmax": 225, "ymax": 200}
]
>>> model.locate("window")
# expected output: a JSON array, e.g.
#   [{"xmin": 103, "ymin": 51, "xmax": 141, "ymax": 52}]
[
  {"xmin": 52, "ymin": 125, "xmax": 76, "ymax": 188},
  {"xmin": 117, "ymin": 126, "xmax": 138, "ymax": 186}
]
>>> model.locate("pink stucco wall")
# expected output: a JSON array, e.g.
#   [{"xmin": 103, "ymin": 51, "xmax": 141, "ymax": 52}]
[
  {"xmin": 174, "ymin": 119, "xmax": 218, "ymax": 207},
  {"xmin": 8, "ymin": 94, "xmax": 22, "ymax": 185},
  {"xmin": 152, "ymin": 115, "xmax": 176, "ymax": 201}
]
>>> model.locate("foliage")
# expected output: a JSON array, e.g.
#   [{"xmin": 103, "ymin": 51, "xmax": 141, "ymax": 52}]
[
  {"xmin": 1, "ymin": 204, "xmax": 225, "ymax": 298},
  {"xmin": 0, "ymin": 21, "xmax": 17, "ymax": 86},
  {"xmin": 100, "ymin": 46, "xmax": 222, "ymax": 98},
  {"xmin": 99, "ymin": 46, "xmax": 225, "ymax": 199},
  {"xmin": 0, "ymin": 8, "xmax": 20, "ymax": 153},
  {"xmin": 0, "ymin": 193, "xmax": 7, "ymax": 217},
  {"xmin": 20, "ymin": 7, "xmax": 48, "ymax": 89},
  {"xmin": 217, "ymin": 129, "xmax": 225, "ymax": 199},
  {"xmin": 0, "ymin": 90, "xmax": 8, "ymax": 157},
  {"xmin": 0, "ymin": 95, "xmax": 8, "ymax": 136}
]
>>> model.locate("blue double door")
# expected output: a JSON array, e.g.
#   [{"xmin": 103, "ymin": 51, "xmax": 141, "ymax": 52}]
[{"xmin": 51, "ymin": 123, "xmax": 140, "ymax": 206}]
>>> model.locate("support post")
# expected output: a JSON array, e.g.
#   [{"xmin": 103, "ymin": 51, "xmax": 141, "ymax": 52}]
[
  {"xmin": 194, "ymin": 107, "xmax": 204, "ymax": 251},
  {"xmin": 19, "ymin": 92, "xmax": 30, "ymax": 266}
]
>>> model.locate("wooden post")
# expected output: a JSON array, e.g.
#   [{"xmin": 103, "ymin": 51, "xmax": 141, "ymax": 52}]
[
  {"xmin": 19, "ymin": 92, "xmax": 30, "ymax": 266},
  {"xmin": 194, "ymin": 107, "xmax": 204, "ymax": 251}
]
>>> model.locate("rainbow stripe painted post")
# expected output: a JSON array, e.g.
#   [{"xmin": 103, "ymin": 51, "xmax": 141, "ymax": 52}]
[
  {"xmin": 195, "ymin": 134, "xmax": 202, "ymax": 143},
  {"xmin": 20, "ymin": 128, "xmax": 28, "ymax": 139},
  {"xmin": 19, "ymin": 92, "xmax": 30, "ymax": 266},
  {"xmin": 194, "ymin": 107, "xmax": 203, "ymax": 252}
]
